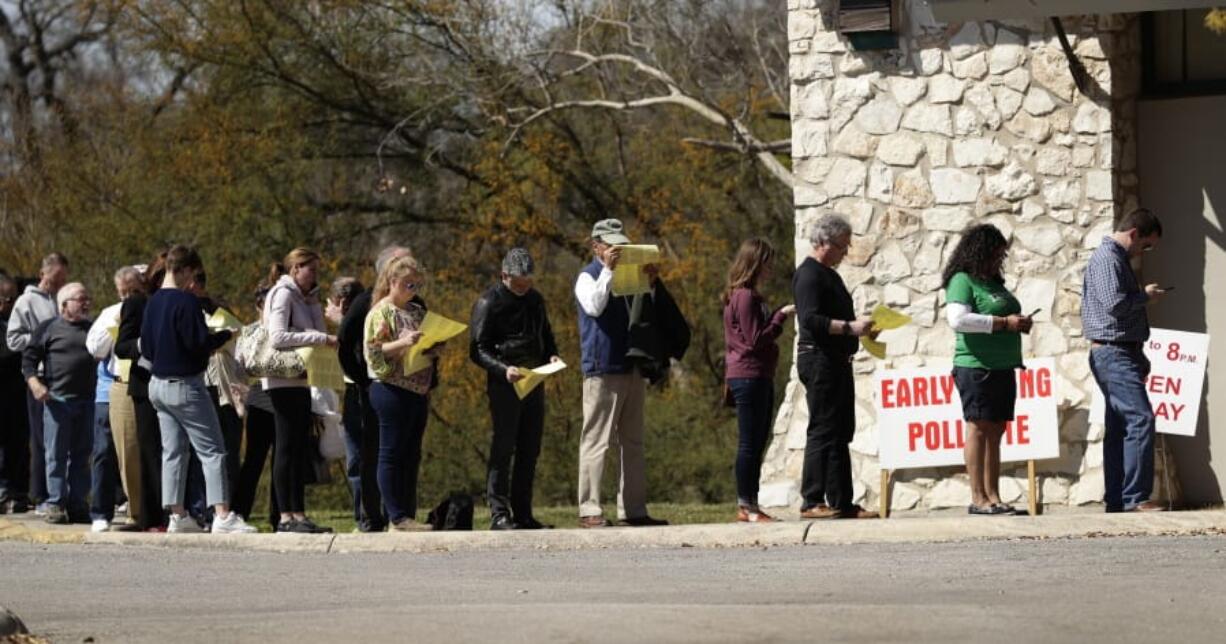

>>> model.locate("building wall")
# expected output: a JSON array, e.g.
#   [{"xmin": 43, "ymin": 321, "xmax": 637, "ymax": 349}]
[{"xmin": 763, "ymin": 0, "xmax": 1144, "ymax": 511}]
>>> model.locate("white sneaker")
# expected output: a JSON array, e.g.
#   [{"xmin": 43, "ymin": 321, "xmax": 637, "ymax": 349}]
[
  {"xmin": 115, "ymin": 502, "xmax": 129, "ymax": 517},
  {"xmin": 90, "ymin": 519, "xmax": 110, "ymax": 533},
  {"xmin": 211, "ymin": 511, "xmax": 258, "ymax": 534},
  {"xmin": 168, "ymin": 513, "xmax": 203, "ymax": 533}
]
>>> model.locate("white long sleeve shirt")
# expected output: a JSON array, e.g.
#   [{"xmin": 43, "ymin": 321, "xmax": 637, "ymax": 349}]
[
  {"xmin": 946, "ymin": 302, "xmax": 995, "ymax": 334},
  {"xmin": 574, "ymin": 265, "xmax": 615, "ymax": 317}
]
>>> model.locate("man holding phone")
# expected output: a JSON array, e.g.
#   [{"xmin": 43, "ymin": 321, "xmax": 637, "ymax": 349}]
[{"xmin": 1082, "ymin": 207, "xmax": 1167, "ymax": 513}]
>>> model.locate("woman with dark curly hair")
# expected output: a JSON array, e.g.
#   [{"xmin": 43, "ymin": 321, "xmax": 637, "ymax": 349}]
[{"xmin": 942, "ymin": 224, "xmax": 1033, "ymax": 516}]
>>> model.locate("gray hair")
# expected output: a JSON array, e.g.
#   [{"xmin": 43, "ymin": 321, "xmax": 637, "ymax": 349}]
[
  {"xmin": 113, "ymin": 266, "xmax": 143, "ymax": 299},
  {"xmin": 41, "ymin": 252, "xmax": 69, "ymax": 272},
  {"xmin": 56, "ymin": 282, "xmax": 86, "ymax": 310},
  {"xmin": 374, "ymin": 245, "xmax": 412, "ymax": 274},
  {"xmin": 808, "ymin": 214, "xmax": 853, "ymax": 248},
  {"xmin": 501, "ymin": 248, "xmax": 534, "ymax": 277}
]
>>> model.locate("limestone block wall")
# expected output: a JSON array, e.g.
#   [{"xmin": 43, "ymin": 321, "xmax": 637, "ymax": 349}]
[{"xmin": 760, "ymin": 1, "xmax": 1142, "ymax": 511}]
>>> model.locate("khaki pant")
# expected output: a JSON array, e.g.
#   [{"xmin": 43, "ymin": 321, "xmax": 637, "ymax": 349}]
[
  {"xmin": 108, "ymin": 382, "xmax": 142, "ymax": 524},
  {"xmin": 578, "ymin": 371, "xmax": 647, "ymax": 520}
]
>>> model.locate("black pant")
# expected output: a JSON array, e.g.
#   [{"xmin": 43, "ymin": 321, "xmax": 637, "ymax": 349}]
[
  {"xmin": 798, "ymin": 352, "xmax": 855, "ymax": 512},
  {"xmin": 351, "ymin": 384, "xmax": 385, "ymax": 530},
  {"xmin": 486, "ymin": 377, "xmax": 545, "ymax": 521},
  {"xmin": 26, "ymin": 391, "xmax": 47, "ymax": 504},
  {"xmin": 269, "ymin": 387, "xmax": 310, "ymax": 514},
  {"xmin": 131, "ymin": 394, "xmax": 165, "ymax": 528},
  {"xmin": 0, "ymin": 380, "xmax": 30, "ymax": 504},
  {"xmin": 233, "ymin": 405, "xmax": 278, "ymax": 526}
]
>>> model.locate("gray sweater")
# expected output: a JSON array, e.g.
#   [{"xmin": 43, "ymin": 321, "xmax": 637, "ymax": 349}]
[
  {"xmin": 22, "ymin": 316, "xmax": 96, "ymax": 401},
  {"xmin": 6, "ymin": 285, "xmax": 57, "ymax": 352}
]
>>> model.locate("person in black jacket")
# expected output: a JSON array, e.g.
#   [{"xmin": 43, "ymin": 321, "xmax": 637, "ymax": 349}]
[
  {"xmin": 470, "ymin": 249, "xmax": 561, "ymax": 530},
  {"xmin": 793, "ymin": 214, "xmax": 878, "ymax": 521},
  {"xmin": 0, "ymin": 274, "xmax": 31, "ymax": 514},
  {"xmin": 114, "ymin": 253, "xmax": 168, "ymax": 530}
]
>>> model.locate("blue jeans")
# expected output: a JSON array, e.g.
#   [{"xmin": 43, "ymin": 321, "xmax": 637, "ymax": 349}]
[
  {"xmin": 43, "ymin": 398, "xmax": 94, "ymax": 515},
  {"xmin": 342, "ymin": 384, "xmax": 364, "ymax": 525},
  {"xmin": 89, "ymin": 402, "xmax": 119, "ymax": 521},
  {"xmin": 149, "ymin": 375, "xmax": 230, "ymax": 509},
  {"xmin": 728, "ymin": 378, "xmax": 775, "ymax": 507},
  {"xmin": 1090, "ymin": 345, "xmax": 1155, "ymax": 510},
  {"xmin": 368, "ymin": 382, "xmax": 428, "ymax": 523}
]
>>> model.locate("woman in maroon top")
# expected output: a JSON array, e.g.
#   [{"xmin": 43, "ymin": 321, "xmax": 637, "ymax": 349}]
[{"xmin": 723, "ymin": 239, "xmax": 795, "ymax": 522}]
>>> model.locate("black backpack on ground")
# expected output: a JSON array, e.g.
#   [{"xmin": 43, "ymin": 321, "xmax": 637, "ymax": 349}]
[{"xmin": 427, "ymin": 493, "xmax": 474, "ymax": 531}]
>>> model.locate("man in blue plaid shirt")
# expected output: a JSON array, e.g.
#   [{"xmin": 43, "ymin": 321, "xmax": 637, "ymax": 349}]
[{"xmin": 1082, "ymin": 208, "xmax": 1167, "ymax": 513}]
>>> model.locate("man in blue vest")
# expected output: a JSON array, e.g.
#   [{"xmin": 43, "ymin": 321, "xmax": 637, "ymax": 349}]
[{"xmin": 574, "ymin": 219, "xmax": 668, "ymax": 528}]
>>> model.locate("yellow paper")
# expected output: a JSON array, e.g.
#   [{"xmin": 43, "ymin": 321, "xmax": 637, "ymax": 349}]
[
  {"xmin": 512, "ymin": 361, "xmax": 568, "ymax": 400},
  {"xmin": 116, "ymin": 359, "xmax": 132, "ymax": 382},
  {"xmin": 870, "ymin": 305, "xmax": 912, "ymax": 331},
  {"xmin": 206, "ymin": 308, "xmax": 245, "ymax": 332},
  {"xmin": 296, "ymin": 347, "xmax": 345, "ymax": 391},
  {"xmin": 403, "ymin": 312, "xmax": 468, "ymax": 376},
  {"xmin": 106, "ymin": 326, "xmax": 119, "ymax": 342},
  {"xmin": 611, "ymin": 244, "xmax": 661, "ymax": 296},
  {"xmin": 861, "ymin": 336, "xmax": 887, "ymax": 359}
]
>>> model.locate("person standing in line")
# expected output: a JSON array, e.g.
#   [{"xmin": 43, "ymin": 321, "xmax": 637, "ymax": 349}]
[
  {"xmin": 574, "ymin": 219, "xmax": 668, "ymax": 528},
  {"xmin": 722, "ymin": 239, "xmax": 795, "ymax": 523},
  {"xmin": 0, "ymin": 274, "xmax": 32, "ymax": 514},
  {"xmin": 363, "ymin": 255, "xmax": 434, "ymax": 532},
  {"xmin": 942, "ymin": 225, "xmax": 1033, "ymax": 516},
  {"xmin": 338, "ymin": 245, "xmax": 416, "ymax": 533},
  {"xmin": 114, "ymin": 255, "xmax": 168, "ymax": 531},
  {"xmin": 21, "ymin": 282, "xmax": 95, "ymax": 525},
  {"xmin": 232, "ymin": 285, "xmax": 281, "ymax": 529},
  {"xmin": 326, "ymin": 276, "xmax": 369, "ymax": 530},
  {"xmin": 263, "ymin": 248, "xmax": 336, "ymax": 534},
  {"xmin": 793, "ymin": 215, "xmax": 878, "ymax": 521},
  {"xmin": 6, "ymin": 252, "xmax": 69, "ymax": 514},
  {"xmin": 1083, "ymin": 208, "xmax": 1168, "ymax": 513},
  {"xmin": 85, "ymin": 266, "xmax": 145, "ymax": 531},
  {"xmin": 141, "ymin": 245, "xmax": 255, "ymax": 534},
  {"xmin": 470, "ymin": 248, "xmax": 561, "ymax": 530}
]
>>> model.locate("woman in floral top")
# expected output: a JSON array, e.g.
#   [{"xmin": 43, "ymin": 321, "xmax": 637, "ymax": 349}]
[{"xmin": 363, "ymin": 255, "xmax": 434, "ymax": 531}]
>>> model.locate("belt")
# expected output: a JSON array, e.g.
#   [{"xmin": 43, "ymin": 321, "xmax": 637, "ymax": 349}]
[{"xmin": 1091, "ymin": 340, "xmax": 1142, "ymax": 348}]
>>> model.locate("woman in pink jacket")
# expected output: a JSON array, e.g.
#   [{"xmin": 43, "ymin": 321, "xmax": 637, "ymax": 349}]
[{"xmin": 263, "ymin": 248, "xmax": 336, "ymax": 534}]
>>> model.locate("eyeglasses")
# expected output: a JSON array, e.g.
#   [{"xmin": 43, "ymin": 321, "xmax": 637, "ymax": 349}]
[{"xmin": 68, "ymin": 296, "xmax": 92, "ymax": 303}]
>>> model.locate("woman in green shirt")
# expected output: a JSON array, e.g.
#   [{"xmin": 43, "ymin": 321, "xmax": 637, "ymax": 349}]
[{"xmin": 941, "ymin": 224, "xmax": 1033, "ymax": 516}]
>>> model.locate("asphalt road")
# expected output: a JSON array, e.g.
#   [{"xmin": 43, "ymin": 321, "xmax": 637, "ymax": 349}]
[{"xmin": 3, "ymin": 535, "xmax": 1225, "ymax": 643}]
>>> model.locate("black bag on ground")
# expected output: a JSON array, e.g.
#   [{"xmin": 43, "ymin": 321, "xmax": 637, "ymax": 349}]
[{"xmin": 427, "ymin": 493, "xmax": 474, "ymax": 531}]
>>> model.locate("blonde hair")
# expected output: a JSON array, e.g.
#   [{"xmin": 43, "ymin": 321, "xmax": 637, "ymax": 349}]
[
  {"xmin": 267, "ymin": 247, "xmax": 321, "ymax": 285},
  {"xmin": 372, "ymin": 255, "xmax": 421, "ymax": 303}
]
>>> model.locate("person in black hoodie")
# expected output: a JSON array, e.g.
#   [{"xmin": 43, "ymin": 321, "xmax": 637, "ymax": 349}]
[{"xmin": 470, "ymin": 249, "xmax": 560, "ymax": 530}]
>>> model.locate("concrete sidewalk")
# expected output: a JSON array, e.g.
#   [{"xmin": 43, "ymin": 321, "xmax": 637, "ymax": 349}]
[{"xmin": 2, "ymin": 509, "xmax": 1224, "ymax": 555}]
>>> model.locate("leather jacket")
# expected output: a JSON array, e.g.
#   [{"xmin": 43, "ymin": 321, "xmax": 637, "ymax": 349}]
[{"xmin": 469, "ymin": 282, "xmax": 558, "ymax": 377}]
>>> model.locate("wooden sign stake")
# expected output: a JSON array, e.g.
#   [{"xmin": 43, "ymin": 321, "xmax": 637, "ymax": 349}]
[
  {"xmin": 1027, "ymin": 459, "xmax": 1039, "ymax": 516},
  {"xmin": 880, "ymin": 469, "xmax": 891, "ymax": 519}
]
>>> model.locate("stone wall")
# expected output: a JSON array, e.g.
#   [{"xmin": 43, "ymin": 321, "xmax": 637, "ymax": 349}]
[{"xmin": 761, "ymin": 1, "xmax": 1143, "ymax": 511}]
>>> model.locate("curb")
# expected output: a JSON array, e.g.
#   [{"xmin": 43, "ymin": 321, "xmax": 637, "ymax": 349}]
[{"xmin": 4, "ymin": 511, "xmax": 1225, "ymax": 555}]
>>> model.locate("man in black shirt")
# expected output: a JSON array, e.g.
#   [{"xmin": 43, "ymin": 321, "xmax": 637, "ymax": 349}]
[
  {"xmin": 470, "ymin": 249, "xmax": 560, "ymax": 530},
  {"xmin": 0, "ymin": 274, "xmax": 31, "ymax": 513},
  {"xmin": 792, "ymin": 214, "xmax": 877, "ymax": 520}
]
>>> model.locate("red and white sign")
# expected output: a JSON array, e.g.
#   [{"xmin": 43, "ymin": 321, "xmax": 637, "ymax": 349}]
[
  {"xmin": 1089, "ymin": 328, "xmax": 1210, "ymax": 437},
  {"xmin": 876, "ymin": 358, "xmax": 1060, "ymax": 470}
]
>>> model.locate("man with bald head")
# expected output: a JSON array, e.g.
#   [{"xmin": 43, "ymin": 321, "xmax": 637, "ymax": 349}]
[{"xmin": 7, "ymin": 252, "xmax": 69, "ymax": 513}]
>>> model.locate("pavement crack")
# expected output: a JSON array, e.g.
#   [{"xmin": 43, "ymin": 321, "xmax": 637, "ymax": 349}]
[{"xmin": 325, "ymin": 534, "xmax": 337, "ymax": 554}]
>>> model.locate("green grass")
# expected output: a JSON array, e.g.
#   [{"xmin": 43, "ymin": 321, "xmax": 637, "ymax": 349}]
[{"xmin": 257, "ymin": 503, "xmax": 737, "ymax": 533}]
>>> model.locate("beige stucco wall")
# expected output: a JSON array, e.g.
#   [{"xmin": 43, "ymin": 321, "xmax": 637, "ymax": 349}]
[
  {"xmin": 1138, "ymin": 94, "xmax": 1226, "ymax": 505},
  {"xmin": 763, "ymin": 0, "xmax": 1145, "ymax": 511}
]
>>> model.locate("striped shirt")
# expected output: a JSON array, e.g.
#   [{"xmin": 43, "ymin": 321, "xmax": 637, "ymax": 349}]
[{"xmin": 1081, "ymin": 236, "xmax": 1150, "ymax": 343}]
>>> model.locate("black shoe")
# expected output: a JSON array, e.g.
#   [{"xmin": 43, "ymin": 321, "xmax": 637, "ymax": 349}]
[
  {"xmin": 618, "ymin": 515, "xmax": 669, "ymax": 527},
  {"xmin": 490, "ymin": 515, "xmax": 515, "ymax": 531},
  {"xmin": 297, "ymin": 518, "xmax": 334, "ymax": 534},
  {"xmin": 514, "ymin": 517, "xmax": 552, "ymax": 530},
  {"xmin": 43, "ymin": 504, "xmax": 69, "ymax": 525}
]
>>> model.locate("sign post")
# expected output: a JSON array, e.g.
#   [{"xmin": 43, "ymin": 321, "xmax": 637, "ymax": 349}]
[{"xmin": 874, "ymin": 358, "xmax": 1060, "ymax": 517}]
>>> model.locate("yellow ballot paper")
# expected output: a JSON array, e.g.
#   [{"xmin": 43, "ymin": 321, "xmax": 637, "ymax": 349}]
[
  {"xmin": 611, "ymin": 244, "xmax": 662, "ymax": 296},
  {"xmin": 295, "ymin": 347, "xmax": 345, "ymax": 391},
  {"xmin": 104, "ymin": 326, "xmax": 132, "ymax": 381},
  {"xmin": 206, "ymin": 308, "xmax": 245, "ymax": 332},
  {"xmin": 403, "ymin": 312, "xmax": 468, "ymax": 376},
  {"xmin": 870, "ymin": 305, "xmax": 912, "ymax": 331},
  {"xmin": 861, "ymin": 337, "xmax": 887, "ymax": 359},
  {"xmin": 513, "ymin": 361, "xmax": 568, "ymax": 400},
  {"xmin": 860, "ymin": 305, "xmax": 912, "ymax": 359}
]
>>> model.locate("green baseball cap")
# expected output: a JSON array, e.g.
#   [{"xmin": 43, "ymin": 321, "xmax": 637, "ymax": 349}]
[{"xmin": 591, "ymin": 218, "xmax": 631, "ymax": 245}]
